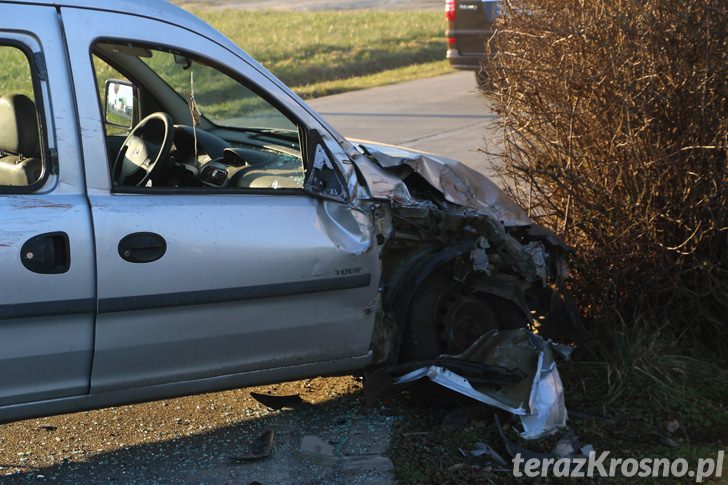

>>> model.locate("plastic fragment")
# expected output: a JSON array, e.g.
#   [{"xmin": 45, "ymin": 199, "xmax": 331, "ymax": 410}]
[
  {"xmin": 299, "ymin": 435, "xmax": 338, "ymax": 465},
  {"xmin": 231, "ymin": 430, "xmax": 275, "ymax": 463}
]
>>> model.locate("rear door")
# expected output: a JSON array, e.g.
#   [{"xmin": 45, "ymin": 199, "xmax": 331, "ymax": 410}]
[
  {"xmin": 61, "ymin": 7, "xmax": 380, "ymax": 394},
  {"xmin": 0, "ymin": 6, "xmax": 95, "ymax": 408},
  {"xmin": 456, "ymin": 0, "xmax": 499, "ymax": 55}
]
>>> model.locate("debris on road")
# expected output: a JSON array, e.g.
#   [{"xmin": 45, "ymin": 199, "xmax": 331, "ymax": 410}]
[
  {"xmin": 469, "ymin": 441, "xmax": 508, "ymax": 466},
  {"xmin": 299, "ymin": 435, "xmax": 338, "ymax": 466},
  {"xmin": 551, "ymin": 435, "xmax": 592, "ymax": 458},
  {"xmin": 495, "ymin": 414, "xmax": 593, "ymax": 471},
  {"xmin": 1, "ymin": 377, "xmax": 397, "ymax": 483},
  {"xmin": 231, "ymin": 429, "xmax": 276, "ymax": 463}
]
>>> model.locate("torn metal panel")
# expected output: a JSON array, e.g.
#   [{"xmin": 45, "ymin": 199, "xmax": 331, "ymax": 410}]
[
  {"xmin": 519, "ymin": 348, "xmax": 567, "ymax": 439},
  {"xmin": 394, "ymin": 356, "xmax": 526, "ymax": 388},
  {"xmin": 393, "ymin": 329, "xmax": 569, "ymax": 440},
  {"xmin": 464, "ymin": 329, "xmax": 568, "ymax": 440},
  {"xmin": 395, "ymin": 366, "xmax": 529, "ymax": 415},
  {"xmin": 353, "ymin": 140, "xmax": 532, "ymax": 227},
  {"xmin": 365, "ymin": 352, "xmax": 526, "ymax": 405},
  {"xmin": 347, "ymin": 151, "xmax": 416, "ymax": 206},
  {"xmin": 522, "ymin": 242, "xmax": 548, "ymax": 284}
]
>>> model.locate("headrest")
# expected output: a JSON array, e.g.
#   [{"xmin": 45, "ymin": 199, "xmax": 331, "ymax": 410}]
[{"xmin": 0, "ymin": 94, "xmax": 40, "ymax": 157}]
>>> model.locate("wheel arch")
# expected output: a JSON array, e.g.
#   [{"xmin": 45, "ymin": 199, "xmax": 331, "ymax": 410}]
[
  {"xmin": 381, "ymin": 240, "xmax": 476, "ymax": 364},
  {"xmin": 379, "ymin": 239, "xmax": 539, "ymax": 364}
]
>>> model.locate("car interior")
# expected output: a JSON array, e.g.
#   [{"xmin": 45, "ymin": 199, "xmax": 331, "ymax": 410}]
[
  {"xmin": 0, "ymin": 45, "xmax": 44, "ymax": 188},
  {"xmin": 92, "ymin": 42, "xmax": 307, "ymax": 191},
  {"xmin": 0, "ymin": 93, "xmax": 43, "ymax": 187}
]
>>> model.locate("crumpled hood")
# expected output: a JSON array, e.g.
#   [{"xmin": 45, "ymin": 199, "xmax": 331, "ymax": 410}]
[{"xmin": 349, "ymin": 139, "xmax": 532, "ymax": 227}]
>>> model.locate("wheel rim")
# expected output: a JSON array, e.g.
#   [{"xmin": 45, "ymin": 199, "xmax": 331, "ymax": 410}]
[{"xmin": 435, "ymin": 284, "xmax": 500, "ymax": 354}]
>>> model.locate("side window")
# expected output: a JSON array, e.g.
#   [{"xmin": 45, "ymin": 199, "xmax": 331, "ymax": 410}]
[
  {"xmin": 91, "ymin": 41, "xmax": 306, "ymax": 191},
  {"xmin": 0, "ymin": 44, "xmax": 45, "ymax": 188}
]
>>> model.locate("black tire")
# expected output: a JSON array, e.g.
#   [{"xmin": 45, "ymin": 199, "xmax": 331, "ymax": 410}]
[
  {"xmin": 399, "ymin": 268, "xmax": 529, "ymax": 362},
  {"xmin": 475, "ymin": 69, "xmax": 490, "ymax": 91}
]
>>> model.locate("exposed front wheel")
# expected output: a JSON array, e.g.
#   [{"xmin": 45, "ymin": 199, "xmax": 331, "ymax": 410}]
[{"xmin": 399, "ymin": 269, "xmax": 529, "ymax": 362}]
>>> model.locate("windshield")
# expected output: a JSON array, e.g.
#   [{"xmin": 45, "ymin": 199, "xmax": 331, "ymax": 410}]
[{"xmin": 138, "ymin": 48, "xmax": 297, "ymax": 132}]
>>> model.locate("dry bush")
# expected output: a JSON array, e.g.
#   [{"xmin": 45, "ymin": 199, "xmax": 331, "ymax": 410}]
[{"xmin": 485, "ymin": 0, "xmax": 728, "ymax": 358}]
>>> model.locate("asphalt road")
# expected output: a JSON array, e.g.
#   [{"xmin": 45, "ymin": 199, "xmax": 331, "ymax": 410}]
[
  {"xmin": 0, "ymin": 378, "xmax": 396, "ymax": 484},
  {"xmin": 309, "ymin": 71, "xmax": 503, "ymax": 181}
]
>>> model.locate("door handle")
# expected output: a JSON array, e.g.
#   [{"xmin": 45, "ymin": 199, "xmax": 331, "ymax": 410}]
[
  {"xmin": 118, "ymin": 232, "xmax": 167, "ymax": 263},
  {"xmin": 21, "ymin": 232, "xmax": 71, "ymax": 274}
]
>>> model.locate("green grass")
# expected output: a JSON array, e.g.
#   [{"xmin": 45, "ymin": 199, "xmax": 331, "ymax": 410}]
[
  {"xmin": 0, "ymin": 47, "xmax": 35, "ymax": 101},
  {"xmin": 4, "ymin": 9, "xmax": 450, "ymax": 129},
  {"xmin": 3, "ymin": 8, "xmax": 449, "ymax": 106},
  {"xmin": 294, "ymin": 60, "xmax": 452, "ymax": 99},
  {"xmin": 185, "ymin": 8, "xmax": 451, "ymax": 98}
]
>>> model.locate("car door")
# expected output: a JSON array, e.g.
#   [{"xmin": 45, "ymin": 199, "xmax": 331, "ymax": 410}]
[
  {"xmin": 61, "ymin": 7, "xmax": 380, "ymax": 394},
  {"xmin": 0, "ymin": 6, "xmax": 96, "ymax": 409}
]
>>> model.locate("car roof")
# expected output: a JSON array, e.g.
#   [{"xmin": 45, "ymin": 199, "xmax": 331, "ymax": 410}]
[{"xmin": 7, "ymin": 0, "xmax": 238, "ymax": 53}]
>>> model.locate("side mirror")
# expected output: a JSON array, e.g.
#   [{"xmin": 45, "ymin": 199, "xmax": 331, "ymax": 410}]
[
  {"xmin": 174, "ymin": 54, "xmax": 192, "ymax": 70},
  {"xmin": 104, "ymin": 79, "xmax": 137, "ymax": 129},
  {"xmin": 303, "ymin": 129, "xmax": 349, "ymax": 203}
]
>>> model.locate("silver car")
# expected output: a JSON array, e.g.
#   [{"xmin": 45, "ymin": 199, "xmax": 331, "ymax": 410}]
[{"xmin": 0, "ymin": 0, "xmax": 576, "ymax": 424}]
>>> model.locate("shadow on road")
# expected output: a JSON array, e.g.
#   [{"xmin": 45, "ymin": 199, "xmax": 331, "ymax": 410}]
[{"xmin": 0, "ymin": 379, "xmax": 396, "ymax": 483}]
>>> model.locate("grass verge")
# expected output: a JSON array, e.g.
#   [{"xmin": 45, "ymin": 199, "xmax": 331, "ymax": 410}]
[
  {"xmin": 294, "ymin": 60, "xmax": 452, "ymax": 99},
  {"xmin": 2, "ymin": 9, "xmax": 451, "ymax": 122},
  {"xmin": 184, "ymin": 8, "xmax": 452, "ymax": 97}
]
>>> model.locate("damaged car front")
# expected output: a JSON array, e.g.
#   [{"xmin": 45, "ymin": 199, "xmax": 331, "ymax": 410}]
[
  {"xmin": 334, "ymin": 140, "xmax": 579, "ymax": 366},
  {"xmin": 313, "ymin": 135, "xmax": 583, "ymax": 439}
]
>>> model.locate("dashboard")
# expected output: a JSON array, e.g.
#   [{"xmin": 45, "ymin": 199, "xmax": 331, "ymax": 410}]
[{"xmin": 167, "ymin": 125, "xmax": 305, "ymax": 190}]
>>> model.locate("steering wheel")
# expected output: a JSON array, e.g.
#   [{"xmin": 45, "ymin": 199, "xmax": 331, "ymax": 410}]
[{"xmin": 113, "ymin": 112, "xmax": 175, "ymax": 187}]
